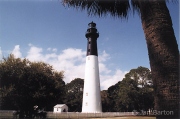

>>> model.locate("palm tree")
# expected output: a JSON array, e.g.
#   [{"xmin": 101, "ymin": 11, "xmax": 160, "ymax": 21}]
[{"xmin": 62, "ymin": 0, "xmax": 179, "ymax": 119}]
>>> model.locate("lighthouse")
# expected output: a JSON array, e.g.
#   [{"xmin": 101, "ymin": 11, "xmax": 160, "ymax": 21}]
[{"xmin": 82, "ymin": 22, "xmax": 102, "ymax": 113}]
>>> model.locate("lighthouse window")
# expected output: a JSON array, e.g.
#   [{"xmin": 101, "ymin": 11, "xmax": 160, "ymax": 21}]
[
  {"xmin": 88, "ymin": 49, "xmax": 90, "ymax": 52},
  {"xmin": 86, "ymin": 93, "xmax": 88, "ymax": 96},
  {"xmin": 86, "ymin": 102, "xmax": 88, "ymax": 106},
  {"xmin": 88, "ymin": 41, "xmax": 91, "ymax": 44}
]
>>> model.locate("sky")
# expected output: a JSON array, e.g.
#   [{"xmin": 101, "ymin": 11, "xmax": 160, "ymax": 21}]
[{"xmin": 0, "ymin": 0, "xmax": 179, "ymax": 90}]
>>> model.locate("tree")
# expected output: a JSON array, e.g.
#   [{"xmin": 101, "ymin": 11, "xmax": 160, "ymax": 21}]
[
  {"xmin": 118, "ymin": 77, "xmax": 140, "ymax": 112},
  {"xmin": 101, "ymin": 90, "xmax": 111, "ymax": 112},
  {"xmin": 125, "ymin": 66, "xmax": 152, "ymax": 87},
  {"xmin": 106, "ymin": 66, "xmax": 153, "ymax": 112},
  {"xmin": 125, "ymin": 66, "xmax": 154, "ymax": 111},
  {"xmin": 62, "ymin": 1, "xmax": 179, "ymax": 118},
  {"xmin": 0, "ymin": 55, "xmax": 65, "ymax": 116},
  {"xmin": 138, "ymin": 85, "xmax": 154, "ymax": 112},
  {"xmin": 107, "ymin": 81, "xmax": 121, "ymax": 112},
  {"xmin": 64, "ymin": 78, "xmax": 84, "ymax": 112}
]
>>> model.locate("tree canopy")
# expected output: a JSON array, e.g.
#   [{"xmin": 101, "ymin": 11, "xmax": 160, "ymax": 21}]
[
  {"xmin": 106, "ymin": 66, "xmax": 153, "ymax": 112},
  {"xmin": 0, "ymin": 54, "xmax": 65, "ymax": 112},
  {"xmin": 125, "ymin": 66, "xmax": 152, "ymax": 87},
  {"xmin": 64, "ymin": 78, "xmax": 84, "ymax": 112}
]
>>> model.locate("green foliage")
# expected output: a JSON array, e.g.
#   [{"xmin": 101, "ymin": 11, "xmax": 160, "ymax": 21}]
[
  {"xmin": 118, "ymin": 77, "xmax": 140, "ymax": 111},
  {"xmin": 124, "ymin": 66, "xmax": 154, "ymax": 111},
  {"xmin": 101, "ymin": 90, "xmax": 111, "ymax": 112},
  {"xmin": 0, "ymin": 54, "xmax": 65, "ymax": 111},
  {"xmin": 106, "ymin": 81, "xmax": 121, "ymax": 112},
  {"xmin": 125, "ymin": 66, "xmax": 152, "ymax": 87},
  {"xmin": 105, "ymin": 66, "xmax": 153, "ymax": 112},
  {"xmin": 64, "ymin": 78, "xmax": 84, "ymax": 112},
  {"xmin": 138, "ymin": 86, "xmax": 154, "ymax": 111}
]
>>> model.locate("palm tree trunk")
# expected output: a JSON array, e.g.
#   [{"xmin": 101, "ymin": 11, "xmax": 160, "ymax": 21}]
[{"xmin": 138, "ymin": 1, "xmax": 179, "ymax": 119}]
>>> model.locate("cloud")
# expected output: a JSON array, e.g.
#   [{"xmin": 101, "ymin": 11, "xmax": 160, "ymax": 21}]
[
  {"xmin": 47, "ymin": 48, "xmax": 51, "ymax": 51},
  {"xmin": 98, "ymin": 50, "xmax": 110, "ymax": 62},
  {"xmin": 26, "ymin": 45, "xmax": 43, "ymax": 61},
  {"xmin": 52, "ymin": 48, "xmax": 57, "ymax": 52},
  {"xmin": 47, "ymin": 48, "xmax": 57, "ymax": 52},
  {"xmin": 12, "ymin": 45, "xmax": 22, "ymax": 58},
  {"xmin": 25, "ymin": 46, "xmax": 86, "ymax": 83},
  {"xmin": 9, "ymin": 44, "xmax": 127, "ymax": 90},
  {"xmin": 50, "ymin": 48, "xmax": 86, "ymax": 83},
  {"xmin": 100, "ymin": 69, "xmax": 128, "ymax": 90},
  {"xmin": 58, "ymin": 48, "xmax": 86, "ymax": 63}
]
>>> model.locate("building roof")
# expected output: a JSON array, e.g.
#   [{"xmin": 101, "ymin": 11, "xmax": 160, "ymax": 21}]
[{"xmin": 54, "ymin": 104, "xmax": 67, "ymax": 108}]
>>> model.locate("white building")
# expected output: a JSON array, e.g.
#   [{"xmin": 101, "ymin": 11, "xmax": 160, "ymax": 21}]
[{"xmin": 53, "ymin": 104, "xmax": 68, "ymax": 113}]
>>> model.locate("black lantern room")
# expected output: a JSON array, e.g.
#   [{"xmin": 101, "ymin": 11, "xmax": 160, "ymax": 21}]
[{"xmin": 85, "ymin": 21, "xmax": 99, "ymax": 56}]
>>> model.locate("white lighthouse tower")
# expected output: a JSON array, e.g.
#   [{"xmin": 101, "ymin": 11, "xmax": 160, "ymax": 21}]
[{"xmin": 82, "ymin": 22, "xmax": 102, "ymax": 113}]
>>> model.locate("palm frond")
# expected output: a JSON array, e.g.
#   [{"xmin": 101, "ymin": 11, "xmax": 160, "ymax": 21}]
[
  {"xmin": 62, "ymin": 0, "xmax": 130, "ymax": 18},
  {"xmin": 62, "ymin": 0, "xmax": 178, "ymax": 18}
]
